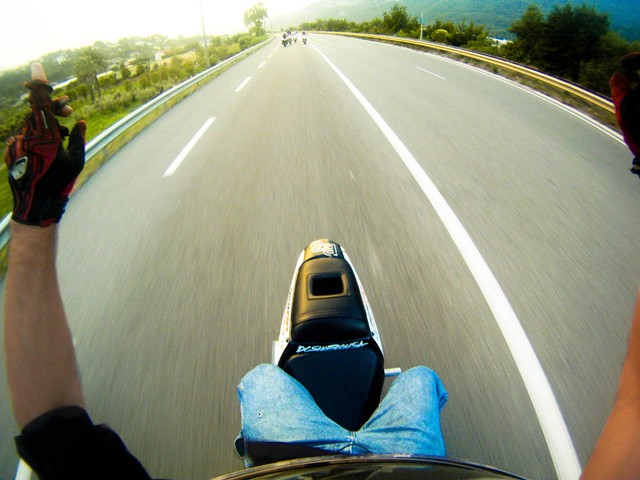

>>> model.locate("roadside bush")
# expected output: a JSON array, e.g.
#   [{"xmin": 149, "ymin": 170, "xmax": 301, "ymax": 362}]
[
  {"xmin": 238, "ymin": 35, "xmax": 253, "ymax": 51},
  {"xmin": 0, "ymin": 104, "xmax": 29, "ymax": 142},
  {"xmin": 431, "ymin": 29, "xmax": 451, "ymax": 43}
]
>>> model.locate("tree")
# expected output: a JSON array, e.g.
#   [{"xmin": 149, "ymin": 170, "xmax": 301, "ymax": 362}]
[
  {"xmin": 382, "ymin": 4, "xmax": 413, "ymax": 35},
  {"xmin": 119, "ymin": 63, "xmax": 131, "ymax": 82},
  {"xmin": 506, "ymin": 4, "xmax": 547, "ymax": 67},
  {"xmin": 74, "ymin": 47, "xmax": 106, "ymax": 102},
  {"xmin": 456, "ymin": 22, "xmax": 489, "ymax": 47},
  {"xmin": 579, "ymin": 32, "xmax": 639, "ymax": 94},
  {"xmin": 506, "ymin": 3, "xmax": 610, "ymax": 82},
  {"xmin": 243, "ymin": 2, "xmax": 268, "ymax": 36},
  {"xmin": 544, "ymin": 4, "xmax": 609, "ymax": 79}
]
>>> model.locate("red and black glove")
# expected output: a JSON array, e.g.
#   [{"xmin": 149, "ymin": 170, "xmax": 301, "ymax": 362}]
[{"xmin": 3, "ymin": 79, "xmax": 86, "ymax": 226}]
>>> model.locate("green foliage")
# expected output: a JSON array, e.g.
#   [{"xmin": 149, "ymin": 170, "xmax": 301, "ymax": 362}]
[
  {"xmin": 361, "ymin": 18, "xmax": 384, "ymax": 35},
  {"xmin": 422, "ymin": 20, "xmax": 490, "ymax": 47},
  {"xmin": 244, "ymin": 2, "xmax": 268, "ymax": 36},
  {"xmin": 119, "ymin": 63, "xmax": 131, "ymax": 81},
  {"xmin": 303, "ymin": 4, "xmax": 488, "ymax": 47},
  {"xmin": 382, "ymin": 5, "xmax": 419, "ymax": 35},
  {"xmin": 578, "ymin": 33, "xmax": 640, "ymax": 93},
  {"xmin": 75, "ymin": 47, "xmax": 107, "ymax": 101},
  {"xmin": 504, "ymin": 3, "xmax": 639, "ymax": 94},
  {"xmin": 432, "ymin": 29, "xmax": 450, "ymax": 43},
  {"xmin": 302, "ymin": 4, "xmax": 420, "ymax": 36},
  {"xmin": 301, "ymin": 18, "xmax": 359, "ymax": 32},
  {"xmin": 0, "ymin": 68, "xmax": 28, "ymax": 101},
  {"xmin": 545, "ymin": 4, "xmax": 610, "ymax": 79},
  {"xmin": 286, "ymin": 0, "xmax": 638, "ymax": 43},
  {"xmin": 239, "ymin": 34, "xmax": 261, "ymax": 50},
  {"xmin": 504, "ymin": 4, "xmax": 546, "ymax": 65},
  {"xmin": 0, "ymin": 103, "xmax": 29, "ymax": 146}
]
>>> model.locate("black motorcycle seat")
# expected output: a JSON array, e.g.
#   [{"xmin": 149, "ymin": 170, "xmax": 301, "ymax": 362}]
[{"xmin": 290, "ymin": 257, "xmax": 371, "ymax": 343}]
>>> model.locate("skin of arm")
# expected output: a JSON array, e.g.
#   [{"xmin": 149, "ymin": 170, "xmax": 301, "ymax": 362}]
[
  {"xmin": 581, "ymin": 289, "xmax": 640, "ymax": 479},
  {"xmin": 4, "ymin": 221, "xmax": 84, "ymax": 429}
]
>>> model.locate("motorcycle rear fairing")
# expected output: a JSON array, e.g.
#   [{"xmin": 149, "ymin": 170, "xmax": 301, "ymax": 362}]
[{"xmin": 274, "ymin": 240, "xmax": 383, "ymax": 360}]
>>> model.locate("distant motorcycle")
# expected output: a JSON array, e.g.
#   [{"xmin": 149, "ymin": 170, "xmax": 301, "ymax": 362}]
[{"xmin": 282, "ymin": 33, "xmax": 292, "ymax": 47}]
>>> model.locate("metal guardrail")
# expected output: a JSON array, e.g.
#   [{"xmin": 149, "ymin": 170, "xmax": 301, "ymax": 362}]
[
  {"xmin": 0, "ymin": 38, "xmax": 272, "ymax": 251},
  {"xmin": 325, "ymin": 32, "xmax": 615, "ymax": 114}
]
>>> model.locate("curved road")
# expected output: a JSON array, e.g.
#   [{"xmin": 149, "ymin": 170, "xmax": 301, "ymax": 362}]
[{"xmin": 1, "ymin": 35, "xmax": 638, "ymax": 480}]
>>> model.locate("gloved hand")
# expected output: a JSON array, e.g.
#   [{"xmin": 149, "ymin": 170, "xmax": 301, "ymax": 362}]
[{"xmin": 3, "ymin": 63, "xmax": 86, "ymax": 227}]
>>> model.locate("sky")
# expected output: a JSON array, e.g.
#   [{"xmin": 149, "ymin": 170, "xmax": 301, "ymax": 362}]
[{"xmin": 0, "ymin": 0, "xmax": 314, "ymax": 70}]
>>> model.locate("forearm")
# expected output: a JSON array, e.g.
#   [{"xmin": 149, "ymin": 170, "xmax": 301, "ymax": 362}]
[
  {"xmin": 4, "ymin": 221, "xmax": 84, "ymax": 429},
  {"xmin": 581, "ymin": 290, "xmax": 640, "ymax": 479}
]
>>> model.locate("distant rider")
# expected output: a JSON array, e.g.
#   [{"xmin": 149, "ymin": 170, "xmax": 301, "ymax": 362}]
[{"xmin": 610, "ymin": 52, "xmax": 640, "ymax": 177}]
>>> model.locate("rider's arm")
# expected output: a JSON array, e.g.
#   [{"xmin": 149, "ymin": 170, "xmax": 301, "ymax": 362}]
[
  {"xmin": 4, "ymin": 63, "xmax": 152, "ymax": 479},
  {"xmin": 581, "ymin": 289, "xmax": 640, "ymax": 479},
  {"xmin": 4, "ymin": 222, "xmax": 84, "ymax": 428}
]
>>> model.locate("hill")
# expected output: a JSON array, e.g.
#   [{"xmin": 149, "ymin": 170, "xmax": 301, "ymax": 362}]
[{"xmin": 271, "ymin": 0, "xmax": 639, "ymax": 41}]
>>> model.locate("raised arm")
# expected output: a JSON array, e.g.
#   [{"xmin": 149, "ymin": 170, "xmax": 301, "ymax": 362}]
[
  {"xmin": 3, "ymin": 63, "xmax": 86, "ymax": 428},
  {"xmin": 3, "ymin": 63, "xmax": 152, "ymax": 480},
  {"xmin": 581, "ymin": 289, "xmax": 640, "ymax": 479}
]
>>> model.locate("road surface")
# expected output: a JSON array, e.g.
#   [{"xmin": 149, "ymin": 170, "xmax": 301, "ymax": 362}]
[{"xmin": 1, "ymin": 35, "xmax": 638, "ymax": 480}]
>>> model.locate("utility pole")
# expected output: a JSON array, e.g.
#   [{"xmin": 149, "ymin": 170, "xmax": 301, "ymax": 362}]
[
  {"xmin": 420, "ymin": 11, "xmax": 424, "ymax": 41},
  {"xmin": 200, "ymin": 0, "xmax": 210, "ymax": 67}
]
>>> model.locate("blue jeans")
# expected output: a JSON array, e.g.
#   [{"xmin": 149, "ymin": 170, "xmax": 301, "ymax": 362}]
[{"xmin": 237, "ymin": 364, "xmax": 448, "ymax": 467}]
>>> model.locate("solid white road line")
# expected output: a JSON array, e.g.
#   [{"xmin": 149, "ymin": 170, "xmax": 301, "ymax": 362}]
[
  {"xmin": 415, "ymin": 66, "xmax": 446, "ymax": 80},
  {"xmin": 163, "ymin": 117, "xmax": 216, "ymax": 177},
  {"xmin": 235, "ymin": 76, "xmax": 252, "ymax": 92},
  {"xmin": 312, "ymin": 44, "xmax": 582, "ymax": 480},
  {"xmin": 15, "ymin": 460, "xmax": 32, "ymax": 480}
]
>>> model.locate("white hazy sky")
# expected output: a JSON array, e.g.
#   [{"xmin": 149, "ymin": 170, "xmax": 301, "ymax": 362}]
[{"xmin": 0, "ymin": 0, "xmax": 314, "ymax": 70}]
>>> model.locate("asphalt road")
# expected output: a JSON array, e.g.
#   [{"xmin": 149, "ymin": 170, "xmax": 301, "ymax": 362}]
[{"xmin": 1, "ymin": 34, "xmax": 638, "ymax": 480}]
